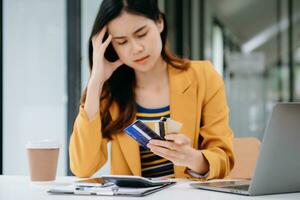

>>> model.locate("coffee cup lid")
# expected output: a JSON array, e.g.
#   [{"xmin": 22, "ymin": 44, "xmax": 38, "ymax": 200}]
[{"xmin": 26, "ymin": 139, "xmax": 60, "ymax": 149}]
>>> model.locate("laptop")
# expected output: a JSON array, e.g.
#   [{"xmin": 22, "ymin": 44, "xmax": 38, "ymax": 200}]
[{"xmin": 191, "ymin": 103, "xmax": 300, "ymax": 196}]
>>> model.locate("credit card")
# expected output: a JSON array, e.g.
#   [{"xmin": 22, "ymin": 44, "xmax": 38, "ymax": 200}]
[{"xmin": 124, "ymin": 120, "xmax": 165, "ymax": 148}]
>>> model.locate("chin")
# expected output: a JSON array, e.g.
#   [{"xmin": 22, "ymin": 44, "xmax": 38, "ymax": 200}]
[{"xmin": 130, "ymin": 61, "xmax": 155, "ymax": 72}]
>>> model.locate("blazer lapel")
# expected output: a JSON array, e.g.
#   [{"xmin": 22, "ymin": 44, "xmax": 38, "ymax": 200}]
[
  {"xmin": 116, "ymin": 132, "xmax": 141, "ymax": 176},
  {"xmin": 110, "ymin": 103, "xmax": 141, "ymax": 176},
  {"xmin": 168, "ymin": 65, "xmax": 198, "ymax": 177}
]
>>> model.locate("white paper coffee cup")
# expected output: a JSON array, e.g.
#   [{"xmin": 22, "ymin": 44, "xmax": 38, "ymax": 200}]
[{"xmin": 26, "ymin": 140, "xmax": 60, "ymax": 182}]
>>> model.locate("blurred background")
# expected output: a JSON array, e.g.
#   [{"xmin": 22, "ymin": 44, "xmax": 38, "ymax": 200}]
[{"xmin": 1, "ymin": 0, "xmax": 299, "ymax": 176}]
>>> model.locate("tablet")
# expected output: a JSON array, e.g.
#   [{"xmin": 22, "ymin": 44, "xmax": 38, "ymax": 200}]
[{"xmin": 101, "ymin": 175, "xmax": 175, "ymax": 188}]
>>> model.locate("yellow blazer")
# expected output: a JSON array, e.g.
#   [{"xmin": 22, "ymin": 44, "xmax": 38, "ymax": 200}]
[{"xmin": 69, "ymin": 61, "xmax": 235, "ymax": 180}]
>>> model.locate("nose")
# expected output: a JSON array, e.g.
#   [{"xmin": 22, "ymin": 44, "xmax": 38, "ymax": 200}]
[{"xmin": 131, "ymin": 39, "xmax": 144, "ymax": 54}]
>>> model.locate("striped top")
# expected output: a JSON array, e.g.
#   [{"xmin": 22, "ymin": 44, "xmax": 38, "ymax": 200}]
[{"xmin": 136, "ymin": 104, "xmax": 175, "ymax": 178}]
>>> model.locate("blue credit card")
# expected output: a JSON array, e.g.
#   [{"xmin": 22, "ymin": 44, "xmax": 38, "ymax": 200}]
[{"xmin": 124, "ymin": 120, "xmax": 165, "ymax": 148}]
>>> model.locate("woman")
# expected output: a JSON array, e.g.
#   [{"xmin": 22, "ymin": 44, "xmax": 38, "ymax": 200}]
[{"xmin": 69, "ymin": 0, "xmax": 234, "ymax": 180}]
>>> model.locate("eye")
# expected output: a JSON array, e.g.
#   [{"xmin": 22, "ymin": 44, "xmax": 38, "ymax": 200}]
[
  {"xmin": 137, "ymin": 32, "xmax": 147, "ymax": 38},
  {"xmin": 117, "ymin": 40, "xmax": 127, "ymax": 45}
]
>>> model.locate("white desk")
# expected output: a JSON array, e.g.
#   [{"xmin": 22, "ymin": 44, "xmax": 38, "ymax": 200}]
[{"xmin": 1, "ymin": 175, "xmax": 300, "ymax": 200}]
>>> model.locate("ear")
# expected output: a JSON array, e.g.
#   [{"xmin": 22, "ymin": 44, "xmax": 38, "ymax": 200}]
[{"xmin": 156, "ymin": 15, "xmax": 164, "ymax": 33}]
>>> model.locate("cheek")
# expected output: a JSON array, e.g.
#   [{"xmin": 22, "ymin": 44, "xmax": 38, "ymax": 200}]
[{"xmin": 148, "ymin": 33, "xmax": 162, "ymax": 56}]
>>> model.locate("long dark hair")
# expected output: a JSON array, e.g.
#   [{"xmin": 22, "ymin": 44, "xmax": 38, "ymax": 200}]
[{"xmin": 81, "ymin": 0, "xmax": 189, "ymax": 139}]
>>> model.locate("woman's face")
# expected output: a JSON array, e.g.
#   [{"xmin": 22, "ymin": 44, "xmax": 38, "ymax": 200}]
[{"xmin": 108, "ymin": 11, "xmax": 163, "ymax": 72}]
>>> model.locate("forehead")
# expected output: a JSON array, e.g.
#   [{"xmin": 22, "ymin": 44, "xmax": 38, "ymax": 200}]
[{"xmin": 108, "ymin": 11, "xmax": 153, "ymax": 36}]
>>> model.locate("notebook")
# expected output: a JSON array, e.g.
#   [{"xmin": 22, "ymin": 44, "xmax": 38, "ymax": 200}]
[{"xmin": 190, "ymin": 103, "xmax": 300, "ymax": 196}]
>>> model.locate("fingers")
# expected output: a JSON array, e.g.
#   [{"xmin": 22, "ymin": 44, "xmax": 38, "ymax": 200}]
[
  {"xmin": 92, "ymin": 27, "xmax": 113, "ymax": 59},
  {"xmin": 98, "ymin": 26, "xmax": 108, "ymax": 42},
  {"xmin": 90, "ymin": 26, "xmax": 124, "ymax": 73},
  {"xmin": 148, "ymin": 145, "xmax": 178, "ymax": 161},
  {"xmin": 102, "ymin": 36, "xmax": 124, "ymax": 70},
  {"xmin": 92, "ymin": 26, "xmax": 108, "ymax": 47},
  {"xmin": 148, "ymin": 139, "xmax": 180, "ymax": 150},
  {"xmin": 101, "ymin": 34, "xmax": 112, "ymax": 51},
  {"xmin": 164, "ymin": 133, "xmax": 190, "ymax": 145}
]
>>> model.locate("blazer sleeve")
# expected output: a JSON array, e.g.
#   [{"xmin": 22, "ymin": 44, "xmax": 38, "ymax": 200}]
[
  {"xmin": 69, "ymin": 105, "xmax": 109, "ymax": 178},
  {"xmin": 198, "ymin": 61, "xmax": 235, "ymax": 179}
]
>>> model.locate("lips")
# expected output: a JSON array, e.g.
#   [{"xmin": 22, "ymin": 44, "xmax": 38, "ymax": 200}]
[{"xmin": 134, "ymin": 55, "xmax": 150, "ymax": 63}]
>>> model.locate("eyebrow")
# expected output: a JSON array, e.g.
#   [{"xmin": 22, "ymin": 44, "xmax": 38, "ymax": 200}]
[{"xmin": 112, "ymin": 25, "xmax": 147, "ymax": 39}]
